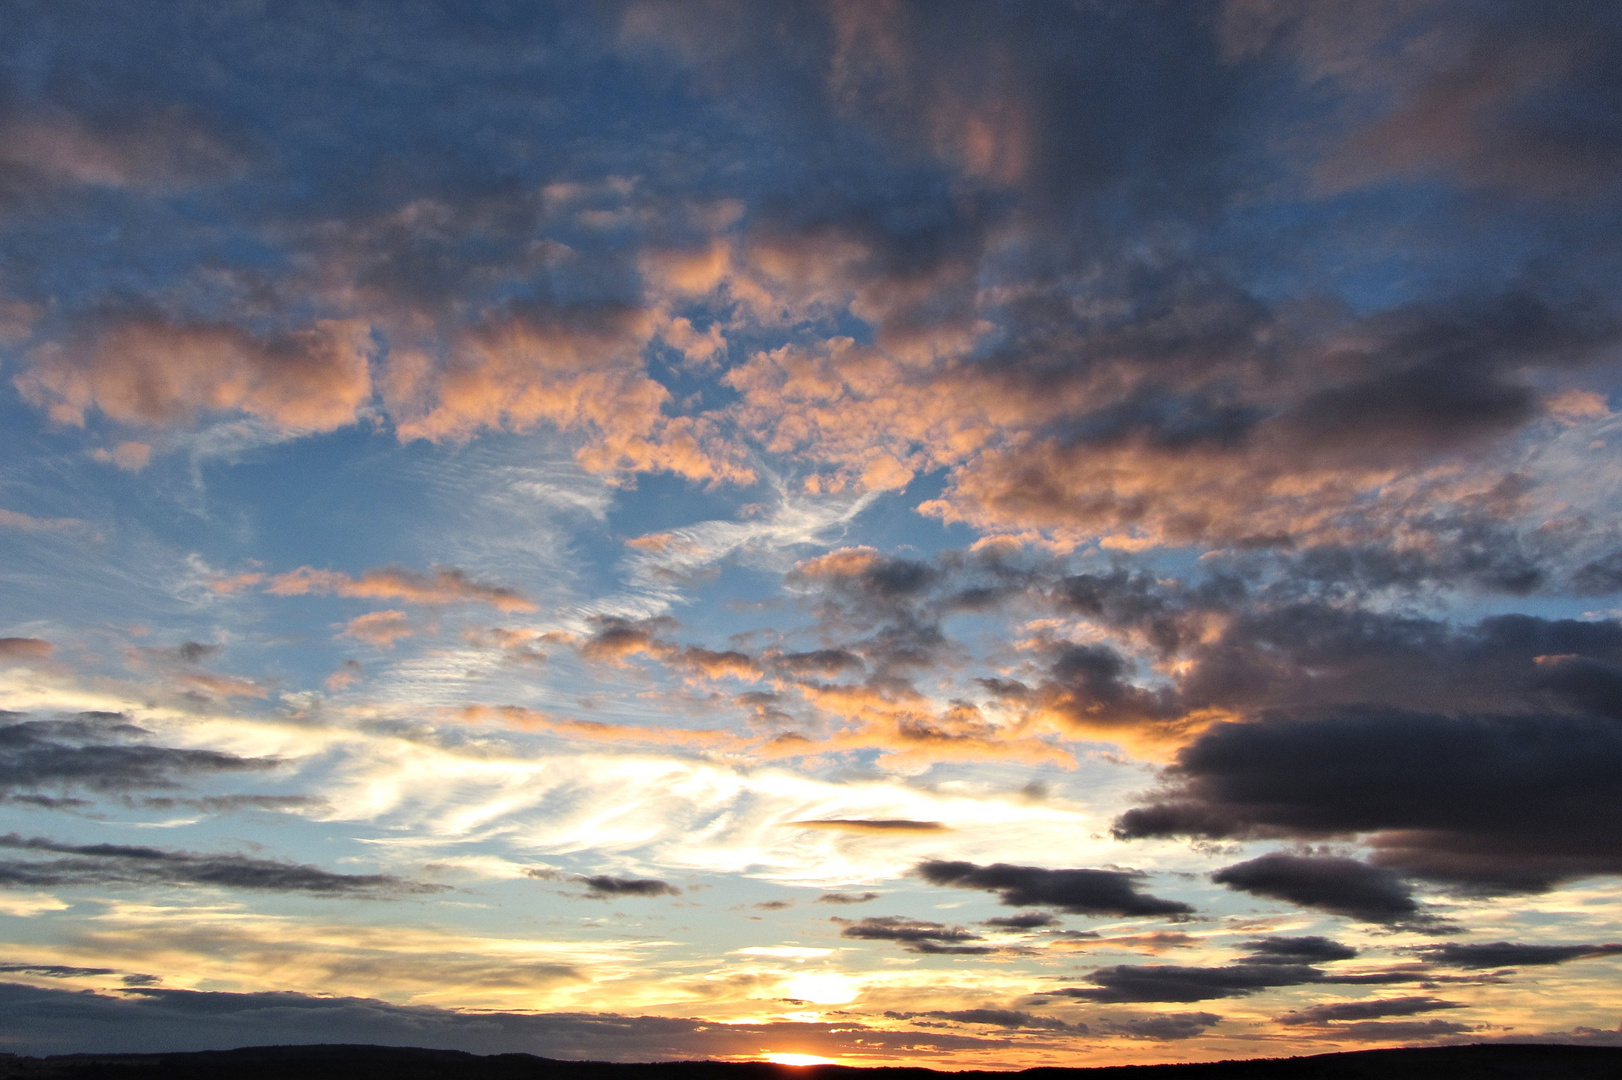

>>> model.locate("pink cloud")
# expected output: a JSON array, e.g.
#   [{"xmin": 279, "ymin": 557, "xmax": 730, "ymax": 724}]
[
  {"xmin": 266, "ymin": 565, "xmax": 536, "ymax": 613},
  {"xmin": 340, "ymin": 610, "xmax": 413, "ymax": 648},
  {"xmin": 16, "ymin": 317, "xmax": 372, "ymax": 433}
]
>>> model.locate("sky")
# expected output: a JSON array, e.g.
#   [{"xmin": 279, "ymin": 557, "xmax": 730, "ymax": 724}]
[{"xmin": 0, "ymin": 0, "xmax": 1620, "ymax": 1069}]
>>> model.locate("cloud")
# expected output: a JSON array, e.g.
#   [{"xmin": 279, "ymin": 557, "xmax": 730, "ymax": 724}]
[
  {"xmin": 1310, "ymin": 6, "xmax": 1622, "ymax": 198},
  {"xmin": 1113, "ymin": 696, "xmax": 1622, "ymax": 893},
  {"xmin": 89, "ymin": 441, "xmax": 152, "ymax": 472},
  {"xmin": 574, "ymin": 875, "xmax": 680, "ymax": 898},
  {"xmin": 1278, "ymin": 996, "xmax": 1464, "ymax": 1026},
  {"xmin": 1055, "ymin": 932, "xmax": 1383, "ymax": 1004},
  {"xmin": 17, "ymin": 317, "xmax": 373, "ymax": 433},
  {"xmin": 456, "ymin": 705, "xmax": 744, "ymax": 753},
  {"xmin": 121, "ymin": 644, "xmax": 268, "ymax": 702},
  {"xmin": 1239, "ymin": 936, "xmax": 1359, "ymax": 965},
  {"xmin": 814, "ymin": 891, "xmax": 879, "ymax": 905},
  {"xmin": 0, "ymin": 835, "xmax": 443, "ymax": 897},
  {"xmin": 916, "ymin": 860, "xmax": 1193, "ymax": 918},
  {"xmin": 1416, "ymin": 942, "xmax": 1622, "ymax": 969},
  {"xmin": 982, "ymin": 911, "xmax": 1059, "ymax": 930},
  {"xmin": 884, "ymin": 1009, "xmax": 1076, "ymax": 1032},
  {"xmin": 0, "ymin": 639, "xmax": 54, "ymax": 663},
  {"xmin": 790, "ymin": 819, "xmax": 946, "ymax": 833},
  {"xmin": 326, "ymin": 659, "xmax": 364, "ymax": 692},
  {"xmin": 1311, "ymin": 1019, "xmax": 1479, "ymax": 1042},
  {"xmin": 833, "ymin": 916, "xmax": 990, "ymax": 955},
  {"xmin": 0, "ymin": 711, "xmax": 281, "ymax": 799},
  {"xmin": 1211, "ymin": 853, "xmax": 1429, "ymax": 926},
  {"xmin": 267, "ymin": 565, "xmax": 535, "ymax": 612},
  {"xmin": 770, "ymin": 649, "xmax": 866, "ymax": 678},
  {"xmin": 0, "ymin": 962, "xmax": 117, "ymax": 978},
  {"xmin": 1054, "ymin": 932, "xmax": 1199, "ymax": 956},
  {"xmin": 1017, "ymin": 641, "xmax": 1187, "ymax": 745},
  {"xmin": 919, "ymin": 291, "xmax": 1618, "ymax": 551},
  {"xmin": 340, "ymin": 610, "xmax": 413, "ymax": 649},
  {"xmin": 0, "ymin": 102, "xmax": 242, "ymax": 193},
  {"xmin": 0, "ymin": 510, "xmax": 87, "ymax": 532},
  {"xmin": 1104, "ymin": 1012, "xmax": 1222, "ymax": 1041},
  {"xmin": 1059, "ymin": 962, "xmax": 1329, "ymax": 1004},
  {"xmin": 383, "ymin": 303, "xmax": 748, "ymax": 484}
]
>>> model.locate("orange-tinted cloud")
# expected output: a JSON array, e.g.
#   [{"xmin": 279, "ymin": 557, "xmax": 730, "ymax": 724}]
[
  {"xmin": 176, "ymin": 671, "xmax": 270, "ymax": 700},
  {"xmin": 325, "ymin": 659, "xmax": 364, "ymax": 692},
  {"xmin": 456, "ymin": 705, "xmax": 746, "ymax": 751},
  {"xmin": 266, "ymin": 565, "xmax": 536, "ymax": 612},
  {"xmin": 209, "ymin": 571, "xmax": 267, "ymax": 595},
  {"xmin": 671, "ymin": 647, "xmax": 763, "ymax": 682},
  {"xmin": 17, "ymin": 317, "xmax": 373, "ymax": 432},
  {"xmin": 340, "ymin": 610, "xmax": 413, "ymax": 648},
  {"xmin": 0, "ymin": 637, "xmax": 54, "ymax": 663},
  {"xmin": 382, "ymin": 306, "xmax": 751, "ymax": 485},
  {"xmin": 464, "ymin": 627, "xmax": 549, "ymax": 665}
]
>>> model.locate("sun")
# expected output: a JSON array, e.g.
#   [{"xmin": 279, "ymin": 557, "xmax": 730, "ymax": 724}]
[{"xmin": 765, "ymin": 1053, "xmax": 838, "ymax": 1067}]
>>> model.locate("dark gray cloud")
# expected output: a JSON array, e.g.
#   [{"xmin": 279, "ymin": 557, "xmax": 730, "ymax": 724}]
[
  {"xmin": 1021, "ymin": 642, "xmax": 1184, "ymax": 737},
  {"xmin": 1058, "ymin": 963, "xmax": 1329, "ymax": 1004},
  {"xmin": 0, "ymin": 962, "xmax": 117, "ymax": 978},
  {"xmin": 1104, "ymin": 1012, "xmax": 1222, "ymax": 1041},
  {"xmin": 1114, "ymin": 700, "xmax": 1622, "ymax": 893},
  {"xmin": 1309, "ymin": 1, "xmax": 1622, "ymax": 199},
  {"xmin": 916, "ymin": 859, "xmax": 1192, "ymax": 918},
  {"xmin": 129, "ymin": 794, "xmax": 322, "ymax": 814},
  {"xmin": 0, "ymin": 835, "xmax": 442, "ymax": 897},
  {"xmin": 1173, "ymin": 609, "xmax": 1622, "ymax": 720},
  {"xmin": 1417, "ymin": 941, "xmax": 1622, "ymax": 969},
  {"xmin": 1279, "ymin": 996, "xmax": 1464, "ymax": 1026},
  {"xmin": 1049, "ymin": 930, "xmax": 1437, "ymax": 1005},
  {"xmin": 1212, "ymin": 853, "xmax": 1429, "ymax": 926},
  {"xmin": 833, "ymin": 916, "xmax": 989, "ymax": 955},
  {"xmin": 983, "ymin": 911, "xmax": 1060, "ymax": 930},
  {"xmin": 1052, "ymin": 958, "xmax": 1449, "ymax": 1005},
  {"xmin": 770, "ymin": 649, "xmax": 865, "ymax": 677},
  {"xmin": 1313, "ymin": 1019, "xmax": 1478, "ymax": 1042},
  {"xmin": 0, "ymin": 711, "xmax": 281, "ymax": 799},
  {"xmin": 792, "ymin": 818, "xmax": 945, "ymax": 832},
  {"xmin": 1239, "ymin": 936, "xmax": 1359, "ymax": 965},
  {"xmin": 575, "ymin": 875, "xmax": 679, "ymax": 898},
  {"xmin": 884, "ymin": 1009, "xmax": 1076, "ymax": 1032},
  {"xmin": 1572, "ymin": 552, "xmax": 1622, "ymax": 595},
  {"xmin": 814, "ymin": 891, "xmax": 879, "ymax": 905}
]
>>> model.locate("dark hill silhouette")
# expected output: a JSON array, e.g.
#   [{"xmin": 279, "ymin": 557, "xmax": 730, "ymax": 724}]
[{"xmin": 0, "ymin": 1043, "xmax": 1619, "ymax": 1080}]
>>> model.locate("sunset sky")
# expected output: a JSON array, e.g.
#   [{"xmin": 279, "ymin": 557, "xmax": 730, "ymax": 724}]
[{"xmin": 1, "ymin": 0, "xmax": 1621, "ymax": 1068}]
